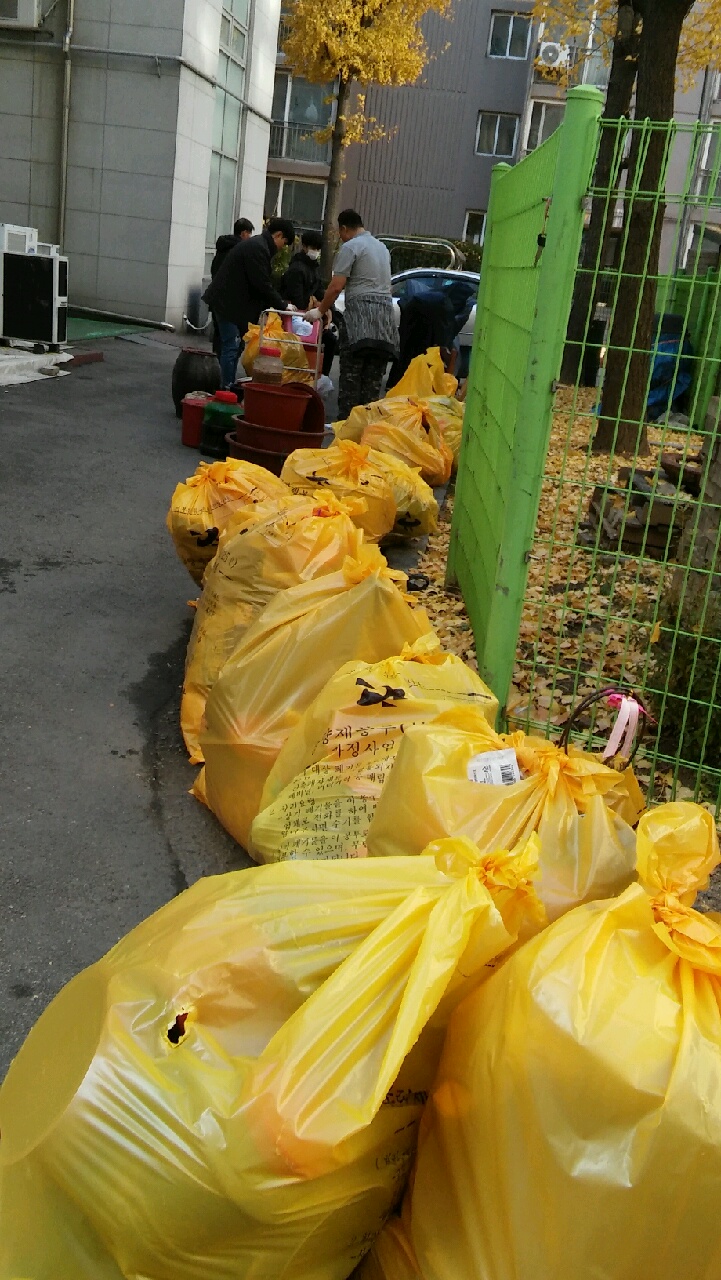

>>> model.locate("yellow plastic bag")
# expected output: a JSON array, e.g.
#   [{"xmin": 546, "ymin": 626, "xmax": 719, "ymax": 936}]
[
  {"xmin": 0, "ymin": 839, "xmax": 544, "ymax": 1280},
  {"xmin": 241, "ymin": 311, "xmax": 313, "ymax": 383},
  {"xmin": 197, "ymin": 548, "xmax": 433, "ymax": 848},
  {"xmin": 250, "ymin": 635, "xmax": 498, "ymax": 863},
  {"xmin": 422, "ymin": 396, "xmax": 464, "ymax": 469},
  {"xmin": 281, "ymin": 440, "xmax": 398, "ymax": 541},
  {"xmin": 361, "ymin": 401, "xmax": 453, "ymax": 488},
  {"xmin": 181, "ymin": 494, "xmax": 365, "ymax": 765},
  {"xmin": 397, "ymin": 803, "xmax": 721, "ymax": 1280},
  {"xmin": 367, "ymin": 705, "xmax": 644, "ymax": 920},
  {"xmin": 359, "ymin": 1210, "xmax": 421, "ymax": 1280},
  {"xmin": 368, "ymin": 450, "xmax": 439, "ymax": 537},
  {"xmin": 390, "ymin": 347, "xmax": 458, "ymax": 399},
  {"xmin": 167, "ymin": 459, "xmax": 290, "ymax": 585}
]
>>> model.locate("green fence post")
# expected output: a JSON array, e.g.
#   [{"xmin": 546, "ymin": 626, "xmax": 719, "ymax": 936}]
[
  {"xmin": 480, "ymin": 85, "xmax": 603, "ymax": 716},
  {"xmin": 447, "ymin": 160, "xmax": 511, "ymax": 587}
]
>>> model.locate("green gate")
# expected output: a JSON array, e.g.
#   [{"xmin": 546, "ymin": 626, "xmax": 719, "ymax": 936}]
[{"xmin": 448, "ymin": 86, "xmax": 604, "ymax": 714}]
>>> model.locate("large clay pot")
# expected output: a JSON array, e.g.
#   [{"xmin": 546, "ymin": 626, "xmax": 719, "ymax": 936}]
[{"xmin": 171, "ymin": 348, "xmax": 221, "ymax": 417}]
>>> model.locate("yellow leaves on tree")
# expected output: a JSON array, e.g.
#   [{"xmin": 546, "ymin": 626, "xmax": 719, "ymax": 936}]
[
  {"xmin": 281, "ymin": 0, "xmax": 451, "ymax": 89},
  {"xmin": 282, "ymin": 0, "xmax": 451, "ymax": 273},
  {"xmin": 533, "ymin": 0, "xmax": 721, "ymax": 87}
]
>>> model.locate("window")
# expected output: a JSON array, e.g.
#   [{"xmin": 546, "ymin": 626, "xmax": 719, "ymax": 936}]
[
  {"xmin": 205, "ymin": 3, "xmax": 250, "ymax": 267},
  {"xmin": 270, "ymin": 71, "xmax": 334, "ymax": 163},
  {"xmin": 488, "ymin": 12, "xmax": 531, "ymax": 59},
  {"xmin": 264, "ymin": 176, "xmax": 327, "ymax": 230},
  {"xmin": 463, "ymin": 211, "xmax": 486, "ymax": 245},
  {"xmin": 475, "ymin": 112, "xmax": 519, "ymax": 158},
  {"xmin": 526, "ymin": 101, "xmax": 564, "ymax": 152}
]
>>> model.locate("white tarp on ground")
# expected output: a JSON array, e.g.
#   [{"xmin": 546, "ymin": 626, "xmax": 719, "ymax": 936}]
[{"xmin": 0, "ymin": 349, "xmax": 72, "ymax": 387}]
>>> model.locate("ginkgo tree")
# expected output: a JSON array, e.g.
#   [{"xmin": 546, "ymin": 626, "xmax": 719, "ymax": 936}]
[
  {"xmin": 281, "ymin": 0, "xmax": 451, "ymax": 277},
  {"xmin": 535, "ymin": 0, "xmax": 721, "ymax": 452}
]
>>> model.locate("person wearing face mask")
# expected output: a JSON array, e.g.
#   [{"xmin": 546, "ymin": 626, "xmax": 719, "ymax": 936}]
[
  {"xmin": 280, "ymin": 229, "xmax": 323, "ymax": 311},
  {"xmin": 281, "ymin": 228, "xmax": 339, "ymax": 379},
  {"xmin": 202, "ymin": 216, "xmax": 296, "ymax": 388}
]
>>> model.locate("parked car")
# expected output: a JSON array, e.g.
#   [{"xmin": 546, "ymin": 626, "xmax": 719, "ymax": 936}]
[{"xmin": 336, "ymin": 268, "xmax": 478, "ymax": 343}]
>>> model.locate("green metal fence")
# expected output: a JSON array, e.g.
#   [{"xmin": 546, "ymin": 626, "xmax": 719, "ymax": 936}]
[
  {"xmin": 448, "ymin": 86, "xmax": 604, "ymax": 710},
  {"xmin": 468, "ymin": 107, "xmax": 721, "ymax": 813}
]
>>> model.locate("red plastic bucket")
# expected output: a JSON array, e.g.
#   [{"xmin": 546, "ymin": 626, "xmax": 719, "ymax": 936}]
[
  {"xmin": 243, "ymin": 382, "xmax": 325, "ymax": 434},
  {"xmin": 232, "ymin": 414, "xmax": 324, "ymax": 455},
  {"xmin": 224, "ymin": 431, "xmax": 287, "ymax": 477},
  {"xmin": 181, "ymin": 392, "xmax": 212, "ymax": 448}
]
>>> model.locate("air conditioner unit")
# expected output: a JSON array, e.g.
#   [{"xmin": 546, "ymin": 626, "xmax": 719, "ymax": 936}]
[
  {"xmin": 0, "ymin": 251, "xmax": 69, "ymax": 346},
  {"xmin": 538, "ymin": 41, "xmax": 570, "ymax": 69},
  {"xmin": 0, "ymin": 223, "xmax": 38, "ymax": 255},
  {"xmin": 0, "ymin": 0, "xmax": 43, "ymax": 29}
]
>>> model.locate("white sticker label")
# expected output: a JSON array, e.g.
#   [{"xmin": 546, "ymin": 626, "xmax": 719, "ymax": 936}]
[{"xmin": 467, "ymin": 748, "xmax": 521, "ymax": 787}]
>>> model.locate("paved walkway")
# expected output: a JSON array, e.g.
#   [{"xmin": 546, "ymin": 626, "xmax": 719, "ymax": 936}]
[{"xmin": 0, "ymin": 336, "xmax": 249, "ymax": 1078}]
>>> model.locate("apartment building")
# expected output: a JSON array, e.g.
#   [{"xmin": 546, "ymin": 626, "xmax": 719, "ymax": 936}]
[
  {"xmin": 263, "ymin": 1, "xmax": 571, "ymax": 246},
  {"xmin": 262, "ymin": 11, "xmax": 334, "ymax": 230},
  {"xmin": 0, "ymin": 0, "xmax": 281, "ymax": 326}
]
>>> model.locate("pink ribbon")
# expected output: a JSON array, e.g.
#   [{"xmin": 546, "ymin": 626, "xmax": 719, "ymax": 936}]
[{"xmin": 603, "ymin": 693, "xmax": 653, "ymax": 762}]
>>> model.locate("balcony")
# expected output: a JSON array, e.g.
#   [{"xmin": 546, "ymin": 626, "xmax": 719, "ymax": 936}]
[
  {"xmin": 269, "ymin": 120, "xmax": 331, "ymax": 165},
  {"xmin": 698, "ymin": 168, "xmax": 721, "ymax": 206}
]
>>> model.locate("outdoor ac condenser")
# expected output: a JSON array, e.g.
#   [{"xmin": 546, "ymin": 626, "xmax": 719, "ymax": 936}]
[
  {"xmin": 0, "ymin": 0, "xmax": 43, "ymax": 28},
  {"xmin": 0, "ymin": 252, "xmax": 69, "ymax": 346},
  {"xmin": 0, "ymin": 224, "xmax": 38, "ymax": 256}
]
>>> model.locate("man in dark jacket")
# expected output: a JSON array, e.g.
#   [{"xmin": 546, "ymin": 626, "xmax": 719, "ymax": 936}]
[
  {"xmin": 203, "ymin": 216, "xmax": 296, "ymax": 388},
  {"xmin": 210, "ymin": 217, "xmax": 254, "ymax": 279},
  {"xmin": 280, "ymin": 229, "xmax": 322, "ymax": 310},
  {"xmin": 209, "ymin": 218, "xmax": 254, "ymax": 364}
]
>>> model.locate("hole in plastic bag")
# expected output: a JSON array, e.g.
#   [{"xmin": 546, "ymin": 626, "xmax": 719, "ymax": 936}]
[{"xmin": 167, "ymin": 1012, "xmax": 189, "ymax": 1045}]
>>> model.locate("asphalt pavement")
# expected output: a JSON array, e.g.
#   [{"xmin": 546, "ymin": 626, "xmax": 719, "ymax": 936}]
[{"xmin": 0, "ymin": 335, "xmax": 251, "ymax": 1079}]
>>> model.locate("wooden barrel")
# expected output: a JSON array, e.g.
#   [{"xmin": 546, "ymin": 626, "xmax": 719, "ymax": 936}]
[{"xmin": 171, "ymin": 348, "xmax": 221, "ymax": 417}]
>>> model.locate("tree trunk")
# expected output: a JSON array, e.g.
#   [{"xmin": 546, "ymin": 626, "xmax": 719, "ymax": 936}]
[
  {"xmin": 560, "ymin": 4, "xmax": 640, "ymax": 387},
  {"xmin": 320, "ymin": 77, "xmax": 350, "ymax": 283},
  {"xmin": 595, "ymin": 0, "xmax": 693, "ymax": 454}
]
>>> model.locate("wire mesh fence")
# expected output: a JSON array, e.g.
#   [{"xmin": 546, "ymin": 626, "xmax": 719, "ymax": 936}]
[{"xmin": 512, "ymin": 114, "xmax": 721, "ymax": 814}]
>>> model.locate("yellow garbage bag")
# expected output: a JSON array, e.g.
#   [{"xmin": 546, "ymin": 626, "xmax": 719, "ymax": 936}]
[
  {"xmin": 181, "ymin": 493, "xmax": 366, "ymax": 765},
  {"xmin": 250, "ymin": 635, "xmax": 498, "ymax": 863},
  {"xmin": 336, "ymin": 396, "xmax": 463, "ymax": 476},
  {"xmin": 369, "ymin": 450, "xmax": 439, "ymax": 537},
  {"xmin": 367, "ymin": 705, "xmax": 644, "ymax": 920},
  {"xmin": 421, "ymin": 396, "xmax": 464, "ymax": 469},
  {"xmin": 241, "ymin": 310, "xmax": 313, "ymax": 383},
  {"xmin": 167, "ymin": 459, "xmax": 290, "ymax": 585},
  {"xmin": 359, "ymin": 1210, "xmax": 421, "ymax": 1280},
  {"xmin": 281, "ymin": 440, "xmax": 397, "ymax": 541},
  {"xmin": 390, "ymin": 347, "xmax": 458, "ymax": 399},
  {"xmin": 361, "ymin": 401, "xmax": 453, "ymax": 488},
  {"xmin": 197, "ymin": 547, "xmax": 433, "ymax": 848},
  {"xmin": 0, "ymin": 839, "xmax": 544, "ymax": 1280},
  {"xmin": 398, "ymin": 803, "xmax": 721, "ymax": 1280}
]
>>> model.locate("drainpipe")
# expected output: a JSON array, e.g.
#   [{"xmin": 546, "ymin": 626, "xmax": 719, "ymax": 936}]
[{"xmin": 57, "ymin": 0, "xmax": 75, "ymax": 250}]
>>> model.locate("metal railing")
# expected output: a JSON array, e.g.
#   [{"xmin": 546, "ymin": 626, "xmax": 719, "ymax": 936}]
[{"xmin": 269, "ymin": 120, "xmax": 330, "ymax": 165}]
